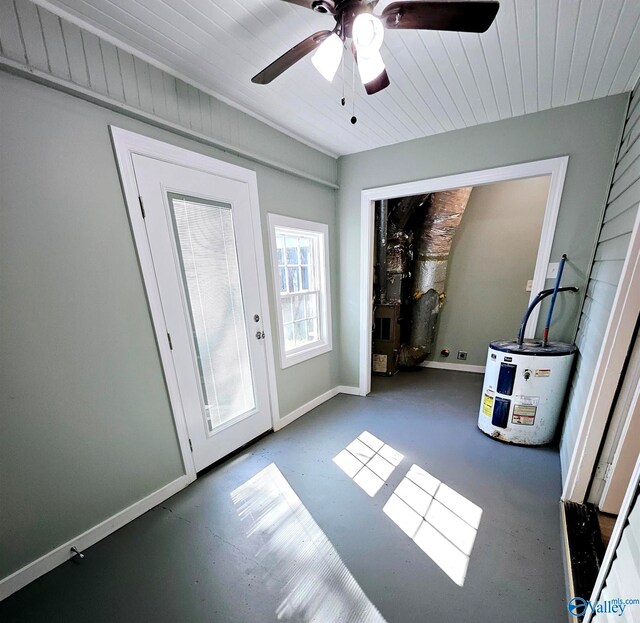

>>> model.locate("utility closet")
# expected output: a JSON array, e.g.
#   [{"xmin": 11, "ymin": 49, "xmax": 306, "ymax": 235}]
[{"xmin": 372, "ymin": 188, "xmax": 472, "ymax": 376}]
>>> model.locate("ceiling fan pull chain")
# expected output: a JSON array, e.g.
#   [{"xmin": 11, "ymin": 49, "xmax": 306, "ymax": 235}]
[
  {"xmin": 351, "ymin": 56, "xmax": 357, "ymax": 124},
  {"xmin": 341, "ymin": 41, "xmax": 346, "ymax": 106}
]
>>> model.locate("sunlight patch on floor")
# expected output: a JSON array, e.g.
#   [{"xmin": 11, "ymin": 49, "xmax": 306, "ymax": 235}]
[
  {"xmin": 333, "ymin": 431, "xmax": 404, "ymax": 496},
  {"xmin": 231, "ymin": 463, "xmax": 387, "ymax": 623},
  {"xmin": 383, "ymin": 464, "xmax": 482, "ymax": 587}
]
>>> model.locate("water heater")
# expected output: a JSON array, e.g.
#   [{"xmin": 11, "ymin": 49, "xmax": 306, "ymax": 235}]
[{"xmin": 478, "ymin": 340, "xmax": 576, "ymax": 444}]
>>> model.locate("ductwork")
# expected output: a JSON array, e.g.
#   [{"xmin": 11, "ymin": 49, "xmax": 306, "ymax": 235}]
[
  {"xmin": 376, "ymin": 199, "xmax": 388, "ymax": 304},
  {"xmin": 398, "ymin": 187, "xmax": 472, "ymax": 367}
]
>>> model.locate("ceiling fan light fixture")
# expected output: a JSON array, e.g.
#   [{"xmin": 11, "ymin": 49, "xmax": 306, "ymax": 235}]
[
  {"xmin": 311, "ymin": 33, "xmax": 343, "ymax": 81},
  {"xmin": 357, "ymin": 49, "xmax": 386, "ymax": 85},
  {"xmin": 352, "ymin": 13, "xmax": 384, "ymax": 54}
]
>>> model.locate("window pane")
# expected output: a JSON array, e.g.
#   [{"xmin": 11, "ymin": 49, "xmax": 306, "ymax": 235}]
[
  {"xmin": 293, "ymin": 295, "xmax": 305, "ymax": 321},
  {"xmin": 282, "ymin": 298, "xmax": 293, "ymax": 324},
  {"xmin": 286, "ymin": 237, "xmax": 299, "ymax": 265},
  {"xmin": 284, "ymin": 323, "xmax": 295, "ymax": 350},
  {"xmin": 288, "ymin": 267, "xmax": 300, "ymax": 292},
  {"xmin": 276, "ymin": 235, "xmax": 285, "ymax": 266},
  {"xmin": 294, "ymin": 320, "xmax": 308, "ymax": 344},
  {"xmin": 300, "ymin": 239, "xmax": 310, "ymax": 265},
  {"xmin": 301, "ymin": 266, "xmax": 309, "ymax": 290},
  {"xmin": 307, "ymin": 318, "xmax": 318, "ymax": 342},
  {"xmin": 169, "ymin": 194, "xmax": 255, "ymax": 432},
  {"xmin": 279, "ymin": 267, "xmax": 287, "ymax": 293},
  {"xmin": 307, "ymin": 293, "xmax": 318, "ymax": 319}
]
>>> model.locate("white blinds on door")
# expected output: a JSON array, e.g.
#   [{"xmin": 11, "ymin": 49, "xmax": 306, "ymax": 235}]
[{"xmin": 169, "ymin": 195, "xmax": 255, "ymax": 433}]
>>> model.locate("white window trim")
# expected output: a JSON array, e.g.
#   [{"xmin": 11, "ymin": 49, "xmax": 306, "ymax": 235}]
[{"xmin": 268, "ymin": 214, "xmax": 332, "ymax": 368}]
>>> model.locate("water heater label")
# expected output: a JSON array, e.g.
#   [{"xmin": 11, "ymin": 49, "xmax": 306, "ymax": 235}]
[
  {"xmin": 535, "ymin": 369, "xmax": 551, "ymax": 377},
  {"xmin": 512, "ymin": 396, "xmax": 539, "ymax": 425},
  {"xmin": 482, "ymin": 389, "xmax": 495, "ymax": 416}
]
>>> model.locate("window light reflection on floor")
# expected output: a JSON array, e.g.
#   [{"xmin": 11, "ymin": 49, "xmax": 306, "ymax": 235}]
[
  {"xmin": 383, "ymin": 464, "xmax": 482, "ymax": 587},
  {"xmin": 231, "ymin": 463, "xmax": 387, "ymax": 623},
  {"xmin": 333, "ymin": 431, "xmax": 404, "ymax": 496}
]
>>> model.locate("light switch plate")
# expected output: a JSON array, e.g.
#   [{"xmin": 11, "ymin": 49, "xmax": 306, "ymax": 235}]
[{"xmin": 547, "ymin": 262, "xmax": 560, "ymax": 279}]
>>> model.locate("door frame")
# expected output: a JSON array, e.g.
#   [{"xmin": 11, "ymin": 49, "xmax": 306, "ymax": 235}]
[
  {"xmin": 110, "ymin": 126, "xmax": 279, "ymax": 477},
  {"xmin": 358, "ymin": 156, "xmax": 569, "ymax": 396},
  {"xmin": 562, "ymin": 205, "xmax": 640, "ymax": 502}
]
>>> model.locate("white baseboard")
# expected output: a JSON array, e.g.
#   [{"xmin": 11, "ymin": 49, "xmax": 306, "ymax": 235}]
[
  {"xmin": 336, "ymin": 385, "xmax": 364, "ymax": 396},
  {"xmin": 420, "ymin": 361, "xmax": 486, "ymax": 374},
  {"xmin": 274, "ymin": 385, "xmax": 365, "ymax": 432},
  {"xmin": 274, "ymin": 387, "xmax": 340, "ymax": 431},
  {"xmin": 0, "ymin": 474, "xmax": 193, "ymax": 601}
]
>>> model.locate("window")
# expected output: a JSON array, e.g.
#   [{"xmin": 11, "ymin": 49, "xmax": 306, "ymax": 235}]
[{"xmin": 268, "ymin": 214, "xmax": 332, "ymax": 368}]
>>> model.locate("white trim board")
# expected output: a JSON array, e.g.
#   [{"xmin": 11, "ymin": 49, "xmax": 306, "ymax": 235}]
[
  {"xmin": 420, "ymin": 361, "xmax": 486, "ymax": 374},
  {"xmin": 562, "ymin": 205, "xmax": 640, "ymax": 502},
  {"xmin": 0, "ymin": 475, "xmax": 192, "ymax": 601},
  {"xmin": 359, "ymin": 157, "xmax": 569, "ymax": 396},
  {"xmin": 273, "ymin": 385, "xmax": 364, "ymax": 431}
]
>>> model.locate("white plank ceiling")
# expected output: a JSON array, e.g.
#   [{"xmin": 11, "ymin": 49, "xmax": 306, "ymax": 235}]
[{"xmin": 32, "ymin": 0, "xmax": 640, "ymax": 156}]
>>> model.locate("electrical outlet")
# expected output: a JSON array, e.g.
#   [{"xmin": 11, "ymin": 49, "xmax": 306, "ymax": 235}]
[
  {"xmin": 457, "ymin": 351, "xmax": 468, "ymax": 360},
  {"xmin": 526, "ymin": 279, "xmax": 533, "ymax": 292}
]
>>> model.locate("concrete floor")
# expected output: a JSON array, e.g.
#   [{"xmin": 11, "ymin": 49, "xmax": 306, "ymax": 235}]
[{"xmin": 0, "ymin": 369, "xmax": 568, "ymax": 622}]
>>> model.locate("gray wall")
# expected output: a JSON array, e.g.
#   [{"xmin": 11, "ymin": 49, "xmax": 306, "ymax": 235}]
[
  {"xmin": 425, "ymin": 176, "xmax": 550, "ymax": 368},
  {"xmin": 337, "ymin": 95, "xmax": 628, "ymax": 391},
  {"xmin": 0, "ymin": 67, "xmax": 338, "ymax": 579},
  {"xmin": 560, "ymin": 85, "xmax": 640, "ymax": 486}
]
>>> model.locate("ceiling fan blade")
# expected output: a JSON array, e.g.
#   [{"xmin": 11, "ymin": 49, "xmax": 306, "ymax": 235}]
[
  {"xmin": 381, "ymin": 1, "xmax": 499, "ymax": 33},
  {"xmin": 364, "ymin": 69, "xmax": 390, "ymax": 95},
  {"xmin": 252, "ymin": 30, "xmax": 333, "ymax": 84}
]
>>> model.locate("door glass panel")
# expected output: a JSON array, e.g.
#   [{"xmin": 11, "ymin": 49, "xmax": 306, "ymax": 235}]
[{"xmin": 168, "ymin": 193, "xmax": 255, "ymax": 434}]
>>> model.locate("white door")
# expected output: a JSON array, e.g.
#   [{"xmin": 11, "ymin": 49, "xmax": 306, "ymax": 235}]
[{"xmin": 132, "ymin": 154, "xmax": 272, "ymax": 471}]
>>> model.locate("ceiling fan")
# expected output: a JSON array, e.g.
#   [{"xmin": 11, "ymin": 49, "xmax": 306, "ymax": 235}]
[{"xmin": 252, "ymin": 1, "xmax": 500, "ymax": 96}]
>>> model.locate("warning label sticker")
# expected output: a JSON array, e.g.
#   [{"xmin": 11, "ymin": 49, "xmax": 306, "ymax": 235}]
[
  {"xmin": 512, "ymin": 395, "xmax": 539, "ymax": 425},
  {"xmin": 482, "ymin": 389, "xmax": 495, "ymax": 417},
  {"xmin": 535, "ymin": 368, "xmax": 551, "ymax": 377}
]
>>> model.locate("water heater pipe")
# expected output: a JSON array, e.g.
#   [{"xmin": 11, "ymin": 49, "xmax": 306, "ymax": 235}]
[
  {"xmin": 517, "ymin": 286, "xmax": 578, "ymax": 347},
  {"xmin": 543, "ymin": 254, "xmax": 568, "ymax": 347}
]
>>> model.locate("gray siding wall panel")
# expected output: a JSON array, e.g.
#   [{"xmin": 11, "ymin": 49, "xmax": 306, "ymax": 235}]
[
  {"xmin": 0, "ymin": 0, "xmax": 337, "ymax": 186},
  {"xmin": 59, "ymin": 20, "xmax": 89, "ymax": 87},
  {"xmin": 560, "ymin": 84, "xmax": 640, "ymax": 486}
]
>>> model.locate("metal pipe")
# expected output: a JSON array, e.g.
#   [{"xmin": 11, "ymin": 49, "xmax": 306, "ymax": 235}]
[
  {"xmin": 399, "ymin": 188, "xmax": 472, "ymax": 366},
  {"xmin": 543, "ymin": 254, "xmax": 568, "ymax": 347},
  {"xmin": 377, "ymin": 199, "xmax": 388, "ymax": 304},
  {"xmin": 517, "ymin": 286, "xmax": 578, "ymax": 347}
]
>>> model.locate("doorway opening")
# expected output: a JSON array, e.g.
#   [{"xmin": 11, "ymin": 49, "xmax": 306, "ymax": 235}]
[{"xmin": 359, "ymin": 158, "xmax": 569, "ymax": 392}]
